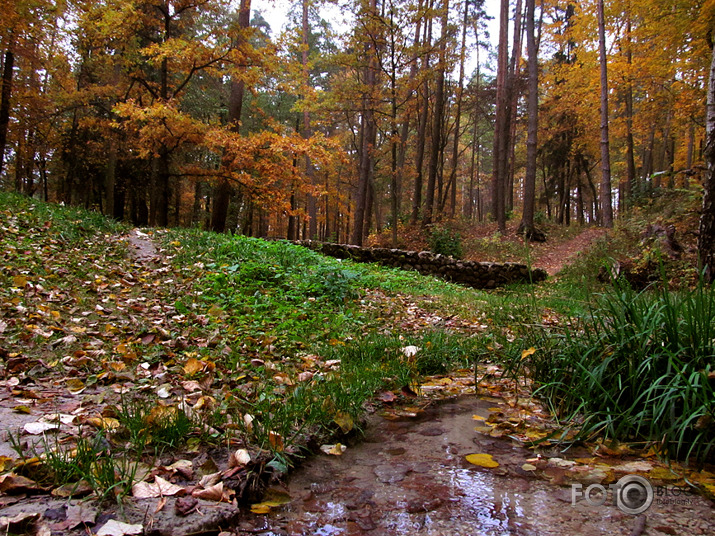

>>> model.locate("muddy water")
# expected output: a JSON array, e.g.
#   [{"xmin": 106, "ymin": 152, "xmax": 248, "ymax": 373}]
[{"xmin": 240, "ymin": 397, "xmax": 714, "ymax": 536}]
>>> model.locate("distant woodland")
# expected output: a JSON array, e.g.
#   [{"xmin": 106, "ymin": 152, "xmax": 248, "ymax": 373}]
[{"xmin": 0, "ymin": 0, "xmax": 711, "ymax": 245}]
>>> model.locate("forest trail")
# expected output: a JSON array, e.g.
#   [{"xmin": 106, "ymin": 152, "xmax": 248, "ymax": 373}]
[{"xmin": 534, "ymin": 227, "xmax": 608, "ymax": 276}]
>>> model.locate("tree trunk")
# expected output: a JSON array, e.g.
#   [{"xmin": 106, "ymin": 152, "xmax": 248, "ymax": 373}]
[
  {"xmin": 518, "ymin": 0, "xmax": 538, "ymax": 239},
  {"xmin": 0, "ymin": 43, "xmax": 14, "ymax": 177},
  {"xmin": 597, "ymin": 0, "xmax": 613, "ymax": 227},
  {"xmin": 351, "ymin": 0, "xmax": 379, "ymax": 245},
  {"xmin": 699, "ymin": 38, "xmax": 715, "ymax": 281},
  {"xmin": 623, "ymin": 11, "xmax": 635, "ymax": 207},
  {"xmin": 506, "ymin": 0, "xmax": 523, "ymax": 214},
  {"xmin": 411, "ymin": 3, "xmax": 433, "ymax": 225},
  {"xmin": 211, "ymin": 0, "xmax": 251, "ymax": 233},
  {"xmin": 302, "ymin": 0, "xmax": 318, "ymax": 239},
  {"xmin": 492, "ymin": 0, "xmax": 509, "ymax": 232},
  {"xmin": 424, "ymin": 0, "xmax": 449, "ymax": 225},
  {"xmin": 446, "ymin": 0, "xmax": 469, "ymax": 219}
]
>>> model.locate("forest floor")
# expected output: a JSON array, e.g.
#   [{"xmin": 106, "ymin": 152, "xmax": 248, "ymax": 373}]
[{"xmin": 0, "ymin": 193, "xmax": 713, "ymax": 536}]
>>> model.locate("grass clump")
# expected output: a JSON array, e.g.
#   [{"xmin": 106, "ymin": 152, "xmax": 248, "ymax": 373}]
[{"xmin": 517, "ymin": 277, "xmax": 715, "ymax": 461}]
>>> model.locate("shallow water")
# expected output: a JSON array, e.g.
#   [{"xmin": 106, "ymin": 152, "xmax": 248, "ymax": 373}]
[{"xmin": 236, "ymin": 397, "xmax": 714, "ymax": 536}]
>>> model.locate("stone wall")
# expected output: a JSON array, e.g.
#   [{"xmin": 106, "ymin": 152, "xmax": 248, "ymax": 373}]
[{"xmin": 294, "ymin": 241, "xmax": 547, "ymax": 289}]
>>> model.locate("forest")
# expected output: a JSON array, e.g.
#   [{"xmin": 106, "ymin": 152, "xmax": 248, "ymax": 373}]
[{"xmin": 0, "ymin": 0, "xmax": 712, "ymax": 246}]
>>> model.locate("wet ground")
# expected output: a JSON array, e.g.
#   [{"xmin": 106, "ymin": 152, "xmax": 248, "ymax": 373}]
[{"xmin": 236, "ymin": 397, "xmax": 714, "ymax": 536}]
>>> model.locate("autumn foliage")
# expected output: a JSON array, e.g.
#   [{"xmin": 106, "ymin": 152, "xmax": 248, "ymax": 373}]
[{"xmin": 0, "ymin": 0, "xmax": 713, "ymax": 244}]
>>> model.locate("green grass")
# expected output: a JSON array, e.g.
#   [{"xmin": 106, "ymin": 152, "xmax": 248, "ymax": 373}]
[{"xmin": 514, "ymin": 276, "xmax": 715, "ymax": 461}]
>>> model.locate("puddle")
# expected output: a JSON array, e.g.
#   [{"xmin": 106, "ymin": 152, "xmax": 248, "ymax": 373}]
[{"xmin": 236, "ymin": 397, "xmax": 715, "ymax": 535}]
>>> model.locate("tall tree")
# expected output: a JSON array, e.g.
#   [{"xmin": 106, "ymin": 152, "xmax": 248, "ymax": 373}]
[
  {"xmin": 597, "ymin": 0, "xmax": 613, "ymax": 227},
  {"xmin": 518, "ymin": 0, "xmax": 538, "ymax": 239},
  {"xmin": 351, "ymin": 0, "xmax": 379, "ymax": 245},
  {"xmin": 699, "ymin": 37, "xmax": 715, "ymax": 281},
  {"xmin": 423, "ymin": 0, "xmax": 449, "ymax": 225},
  {"xmin": 210, "ymin": 0, "xmax": 251, "ymax": 233},
  {"xmin": 492, "ymin": 0, "xmax": 509, "ymax": 231}
]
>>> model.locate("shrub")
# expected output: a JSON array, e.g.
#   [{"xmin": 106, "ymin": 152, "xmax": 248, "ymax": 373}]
[{"xmin": 428, "ymin": 225, "xmax": 463, "ymax": 259}]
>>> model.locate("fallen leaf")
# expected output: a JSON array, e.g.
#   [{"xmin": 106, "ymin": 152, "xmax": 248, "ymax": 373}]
[
  {"xmin": 85, "ymin": 416, "xmax": 120, "ymax": 431},
  {"xmin": 333, "ymin": 411, "xmax": 354, "ymax": 433},
  {"xmin": 51, "ymin": 480, "xmax": 94, "ymax": 498},
  {"xmin": 269, "ymin": 431, "xmax": 284, "ymax": 452},
  {"xmin": 23, "ymin": 421, "xmax": 60, "ymax": 435},
  {"xmin": 0, "ymin": 456, "xmax": 14, "ymax": 472},
  {"xmin": 63, "ymin": 503, "xmax": 97, "ymax": 529},
  {"xmin": 0, "ymin": 512, "xmax": 40, "ymax": 531},
  {"xmin": 156, "ymin": 384, "xmax": 172, "ymax": 398},
  {"xmin": 320, "ymin": 443, "xmax": 347, "ymax": 456},
  {"xmin": 378, "ymin": 391, "xmax": 397, "ymax": 403},
  {"xmin": 183, "ymin": 358, "xmax": 204, "ymax": 376},
  {"xmin": 65, "ymin": 378, "xmax": 86, "ymax": 394},
  {"xmin": 181, "ymin": 380, "xmax": 202, "ymax": 392},
  {"xmin": 228, "ymin": 449, "xmax": 251, "ymax": 468},
  {"xmin": 12, "ymin": 275, "xmax": 28, "ymax": 288},
  {"xmin": 166, "ymin": 459, "xmax": 193, "ymax": 479},
  {"xmin": 401, "ymin": 345, "xmax": 421, "ymax": 358},
  {"xmin": 250, "ymin": 504, "xmax": 271, "ymax": 514},
  {"xmin": 132, "ymin": 476, "xmax": 184, "ymax": 498},
  {"xmin": 465, "ymin": 453, "xmax": 500, "ymax": 468},
  {"xmin": 521, "ymin": 463, "xmax": 538, "ymax": 471},
  {"xmin": 192, "ymin": 482, "xmax": 233, "ymax": 502},
  {"xmin": 0, "ymin": 474, "xmax": 44, "ymax": 494},
  {"xmin": 96, "ymin": 520, "xmax": 143, "ymax": 536},
  {"xmin": 521, "ymin": 347, "xmax": 536, "ymax": 359}
]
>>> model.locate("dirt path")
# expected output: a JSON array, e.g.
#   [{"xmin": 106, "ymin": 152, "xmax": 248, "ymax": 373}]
[
  {"xmin": 126, "ymin": 228, "xmax": 159, "ymax": 262},
  {"xmin": 534, "ymin": 228, "xmax": 608, "ymax": 276}
]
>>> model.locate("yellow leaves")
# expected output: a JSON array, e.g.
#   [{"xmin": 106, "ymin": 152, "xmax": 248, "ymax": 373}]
[
  {"xmin": 12, "ymin": 275, "xmax": 28, "ymax": 288},
  {"xmin": 465, "ymin": 453, "xmax": 500, "ymax": 468},
  {"xmin": 65, "ymin": 378, "xmax": 86, "ymax": 395},
  {"xmin": 250, "ymin": 488, "xmax": 291, "ymax": 514},
  {"xmin": 333, "ymin": 411, "xmax": 354, "ymax": 433},
  {"xmin": 521, "ymin": 347, "xmax": 536, "ymax": 359},
  {"xmin": 268, "ymin": 431, "xmax": 284, "ymax": 452},
  {"xmin": 184, "ymin": 357, "xmax": 211, "ymax": 376},
  {"xmin": 85, "ymin": 416, "xmax": 120, "ymax": 431},
  {"xmin": 320, "ymin": 443, "xmax": 347, "ymax": 456}
]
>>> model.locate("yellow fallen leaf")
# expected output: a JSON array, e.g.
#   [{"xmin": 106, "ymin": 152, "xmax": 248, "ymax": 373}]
[
  {"xmin": 250, "ymin": 504, "xmax": 272, "ymax": 514},
  {"xmin": 183, "ymin": 357, "xmax": 204, "ymax": 376},
  {"xmin": 320, "ymin": 443, "xmax": 347, "ymax": 456},
  {"xmin": 269, "ymin": 431, "xmax": 284, "ymax": 452},
  {"xmin": 0, "ymin": 456, "xmax": 15, "ymax": 472},
  {"xmin": 473, "ymin": 425, "xmax": 493, "ymax": 434},
  {"xmin": 521, "ymin": 347, "xmax": 536, "ymax": 359},
  {"xmin": 521, "ymin": 463, "xmax": 537, "ymax": 471},
  {"xmin": 86, "ymin": 416, "xmax": 120, "ymax": 430},
  {"xmin": 472, "ymin": 414, "xmax": 486, "ymax": 421},
  {"xmin": 65, "ymin": 378, "xmax": 86, "ymax": 394},
  {"xmin": 465, "ymin": 453, "xmax": 500, "ymax": 468},
  {"xmin": 333, "ymin": 411, "xmax": 354, "ymax": 433},
  {"xmin": 12, "ymin": 275, "xmax": 28, "ymax": 288}
]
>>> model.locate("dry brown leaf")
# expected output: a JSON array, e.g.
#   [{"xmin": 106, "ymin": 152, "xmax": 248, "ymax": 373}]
[
  {"xmin": 192, "ymin": 482, "xmax": 233, "ymax": 502},
  {"xmin": 132, "ymin": 476, "xmax": 184, "ymax": 499}
]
